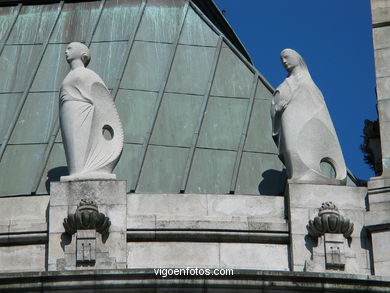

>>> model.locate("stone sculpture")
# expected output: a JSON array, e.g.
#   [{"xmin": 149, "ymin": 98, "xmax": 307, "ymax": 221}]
[
  {"xmin": 271, "ymin": 48, "xmax": 347, "ymax": 185},
  {"xmin": 59, "ymin": 42, "xmax": 123, "ymax": 182}
]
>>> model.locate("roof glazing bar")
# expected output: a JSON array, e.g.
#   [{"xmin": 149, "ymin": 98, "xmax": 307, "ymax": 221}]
[
  {"xmin": 0, "ymin": 1, "xmax": 64, "ymax": 165},
  {"xmin": 111, "ymin": 0, "xmax": 147, "ymax": 102},
  {"xmin": 0, "ymin": 3, "xmax": 21, "ymax": 57},
  {"xmin": 189, "ymin": 0, "xmax": 273, "ymax": 93},
  {"xmin": 179, "ymin": 36, "xmax": 223, "ymax": 193},
  {"xmin": 229, "ymin": 73, "xmax": 259, "ymax": 194},
  {"xmin": 130, "ymin": 0, "xmax": 190, "ymax": 192}
]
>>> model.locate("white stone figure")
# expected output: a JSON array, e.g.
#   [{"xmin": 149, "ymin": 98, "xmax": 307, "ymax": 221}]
[
  {"xmin": 59, "ymin": 42, "xmax": 124, "ymax": 182},
  {"xmin": 271, "ymin": 49, "xmax": 347, "ymax": 185}
]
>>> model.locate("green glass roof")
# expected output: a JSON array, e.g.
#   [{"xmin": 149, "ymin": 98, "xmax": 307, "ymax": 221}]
[{"xmin": 0, "ymin": 0, "xmax": 286, "ymax": 196}]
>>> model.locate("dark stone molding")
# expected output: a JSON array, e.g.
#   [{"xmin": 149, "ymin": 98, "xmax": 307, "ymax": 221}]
[{"xmin": 0, "ymin": 269, "xmax": 389, "ymax": 292}]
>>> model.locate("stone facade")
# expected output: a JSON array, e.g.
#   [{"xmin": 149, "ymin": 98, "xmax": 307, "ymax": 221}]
[{"xmin": 0, "ymin": 0, "xmax": 390, "ymax": 292}]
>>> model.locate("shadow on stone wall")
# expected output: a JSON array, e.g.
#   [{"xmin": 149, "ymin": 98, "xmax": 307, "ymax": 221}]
[
  {"xmin": 258, "ymin": 169, "xmax": 287, "ymax": 195},
  {"xmin": 45, "ymin": 167, "xmax": 68, "ymax": 193}
]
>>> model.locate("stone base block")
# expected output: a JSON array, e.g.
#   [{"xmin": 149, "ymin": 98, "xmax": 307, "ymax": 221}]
[
  {"xmin": 287, "ymin": 183, "xmax": 370, "ymax": 274},
  {"xmin": 48, "ymin": 180, "xmax": 127, "ymax": 271}
]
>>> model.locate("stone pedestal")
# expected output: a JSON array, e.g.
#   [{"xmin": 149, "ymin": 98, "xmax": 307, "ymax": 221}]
[
  {"xmin": 48, "ymin": 180, "xmax": 127, "ymax": 271},
  {"xmin": 287, "ymin": 183, "xmax": 370, "ymax": 274}
]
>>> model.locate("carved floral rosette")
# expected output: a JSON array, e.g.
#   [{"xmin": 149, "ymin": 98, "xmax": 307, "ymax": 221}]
[
  {"xmin": 306, "ymin": 202, "xmax": 354, "ymax": 239},
  {"xmin": 63, "ymin": 199, "xmax": 111, "ymax": 235}
]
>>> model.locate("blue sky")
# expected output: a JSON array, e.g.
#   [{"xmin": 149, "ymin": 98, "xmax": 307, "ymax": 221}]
[{"xmin": 214, "ymin": 0, "xmax": 377, "ymax": 180}]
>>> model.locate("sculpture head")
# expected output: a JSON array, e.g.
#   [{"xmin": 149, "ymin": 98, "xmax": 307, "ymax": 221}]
[
  {"xmin": 65, "ymin": 42, "xmax": 91, "ymax": 67},
  {"xmin": 280, "ymin": 48, "xmax": 307, "ymax": 73}
]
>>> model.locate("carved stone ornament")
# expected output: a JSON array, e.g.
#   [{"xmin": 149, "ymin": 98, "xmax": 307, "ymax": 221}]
[
  {"xmin": 63, "ymin": 199, "xmax": 111, "ymax": 236},
  {"xmin": 306, "ymin": 202, "xmax": 354, "ymax": 239}
]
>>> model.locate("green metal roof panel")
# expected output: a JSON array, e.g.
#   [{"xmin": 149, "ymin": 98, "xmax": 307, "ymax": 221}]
[
  {"xmin": 236, "ymin": 152, "xmax": 286, "ymax": 196},
  {"xmin": 0, "ymin": 93, "xmax": 20, "ymax": 143},
  {"xmin": 166, "ymin": 44, "xmax": 216, "ymax": 95},
  {"xmin": 92, "ymin": 0, "xmax": 143, "ymax": 42},
  {"xmin": 31, "ymin": 43, "xmax": 67, "ymax": 92},
  {"xmin": 197, "ymin": 97, "xmax": 248, "ymax": 151},
  {"xmin": 135, "ymin": 0, "xmax": 186, "ymax": 43},
  {"xmin": 211, "ymin": 45, "xmax": 254, "ymax": 98},
  {"xmin": 244, "ymin": 98, "xmax": 278, "ymax": 154},
  {"xmin": 7, "ymin": 4, "xmax": 58, "ymax": 45},
  {"xmin": 0, "ymin": 44, "xmax": 41, "ymax": 92},
  {"xmin": 9, "ymin": 92, "xmax": 57, "ymax": 144},
  {"xmin": 150, "ymin": 93, "xmax": 202, "ymax": 147},
  {"xmin": 36, "ymin": 143, "xmax": 66, "ymax": 194},
  {"xmin": 89, "ymin": 41, "xmax": 128, "ymax": 89},
  {"xmin": 179, "ymin": 5, "xmax": 219, "ymax": 47},
  {"xmin": 49, "ymin": 1, "xmax": 101, "ymax": 43},
  {"xmin": 0, "ymin": 144, "xmax": 45, "ymax": 195},
  {"xmin": 186, "ymin": 148, "xmax": 236, "ymax": 194},
  {"xmin": 113, "ymin": 143, "xmax": 142, "ymax": 191},
  {"xmin": 0, "ymin": 5, "xmax": 14, "ymax": 42},
  {"xmin": 255, "ymin": 79, "xmax": 274, "ymax": 101},
  {"xmin": 137, "ymin": 145, "xmax": 188, "ymax": 193},
  {"xmin": 0, "ymin": 0, "xmax": 287, "ymax": 196},
  {"xmin": 120, "ymin": 41, "xmax": 172, "ymax": 92},
  {"xmin": 116, "ymin": 89, "xmax": 157, "ymax": 144}
]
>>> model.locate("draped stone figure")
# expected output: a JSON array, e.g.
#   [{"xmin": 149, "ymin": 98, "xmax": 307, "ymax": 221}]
[
  {"xmin": 271, "ymin": 49, "xmax": 347, "ymax": 185},
  {"xmin": 59, "ymin": 42, "xmax": 124, "ymax": 182}
]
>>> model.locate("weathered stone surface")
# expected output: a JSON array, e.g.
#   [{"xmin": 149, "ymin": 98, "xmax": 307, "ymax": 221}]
[
  {"xmin": 127, "ymin": 241, "xmax": 289, "ymax": 271},
  {"xmin": 127, "ymin": 193, "xmax": 208, "ymax": 217},
  {"xmin": 374, "ymin": 47, "xmax": 390, "ymax": 79},
  {"xmin": 368, "ymin": 177, "xmax": 390, "ymax": 189},
  {"xmin": 371, "ymin": 0, "xmax": 390, "ymax": 25},
  {"xmin": 366, "ymin": 209, "xmax": 390, "ymax": 226},
  {"xmin": 373, "ymin": 26, "xmax": 390, "ymax": 50},
  {"xmin": 0, "ymin": 196, "xmax": 49, "ymax": 221},
  {"xmin": 376, "ymin": 77, "xmax": 390, "ymax": 102},
  {"xmin": 287, "ymin": 184, "xmax": 366, "ymax": 210},
  {"xmin": 127, "ymin": 193, "xmax": 285, "ymax": 221},
  {"xmin": 50, "ymin": 180, "xmax": 126, "ymax": 206},
  {"xmin": 372, "ymin": 231, "xmax": 390, "ymax": 275},
  {"xmin": 368, "ymin": 192, "xmax": 390, "ymax": 211},
  {"xmin": 207, "ymin": 194, "xmax": 284, "ymax": 219},
  {"xmin": 8, "ymin": 219, "xmax": 46, "ymax": 234},
  {"xmin": 59, "ymin": 42, "xmax": 124, "ymax": 182},
  {"xmin": 0, "ymin": 245, "xmax": 46, "ymax": 272},
  {"xmin": 271, "ymin": 49, "xmax": 346, "ymax": 185},
  {"xmin": 219, "ymin": 243, "xmax": 289, "ymax": 270},
  {"xmin": 127, "ymin": 242, "xmax": 220, "ymax": 268}
]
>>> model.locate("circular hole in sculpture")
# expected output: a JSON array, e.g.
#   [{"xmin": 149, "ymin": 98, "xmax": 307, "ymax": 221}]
[
  {"xmin": 102, "ymin": 125, "xmax": 114, "ymax": 140},
  {"xmin": 320, "ymin": 158, "xmax": 336, "ymax": 179}
]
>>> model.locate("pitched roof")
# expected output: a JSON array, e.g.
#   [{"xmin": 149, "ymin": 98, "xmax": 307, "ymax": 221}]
[{"xmin": 0, "ymin": 0, "xmax": 286, "ymax": 196}]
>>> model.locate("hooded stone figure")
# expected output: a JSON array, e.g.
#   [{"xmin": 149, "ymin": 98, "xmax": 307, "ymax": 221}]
[
  {"xmin": 59, "ymin": 42, "xmax": 124, "ymax": 181},
  {"xmin": 271, "ymin": 48, "xmax": 347, "ymax": 185}
]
